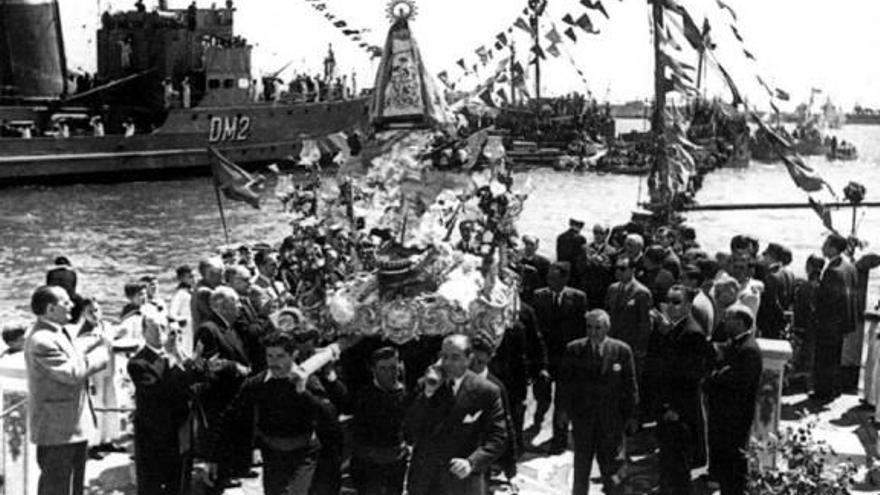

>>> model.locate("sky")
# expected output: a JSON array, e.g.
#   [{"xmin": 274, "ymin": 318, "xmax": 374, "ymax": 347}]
[{"xmin": 59, "ymin": 0, "xmax": 880, "ymax": 110}]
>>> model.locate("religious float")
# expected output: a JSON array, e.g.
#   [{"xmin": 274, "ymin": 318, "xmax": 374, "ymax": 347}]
[{"xmin": 272, "ymin": 0, "xmax": 522, "ymax": 376}]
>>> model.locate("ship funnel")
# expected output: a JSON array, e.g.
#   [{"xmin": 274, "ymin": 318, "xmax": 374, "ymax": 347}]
[{"xmin": 0, "ymin": 0, "xmax": 68, "ymax": 99}]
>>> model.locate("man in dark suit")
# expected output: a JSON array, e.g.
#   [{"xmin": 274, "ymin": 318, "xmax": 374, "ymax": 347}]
[
  {"xmin": 405, "ymin": 334, "xmax": 508, "ymax": 495},
  {"xmin": 226, "ymin": 265, "xmax": 269, "ymax": 372},
  {"xmin": 522, "ymin": 235, "xmax": 551, "ymax": 288},
  {"xmin": 128, "ymin": 311, "xmax": 205, "ymax": 495},
  {"xmin": 556, "ymin": 219, "xmax": 587, "ymax": 267},
  {"xmin": 645, "ymin": 286, "xmax": 711, "ymax": 494},
  {"xmin": 705, "ymin": 304, "xmax": 762, "ymax": 494},
  {"xmin": 558, "ymin": 309, "xmax": 638, "ymax": 495},
  {"xmin": 471, "ymin": 337, "xmax": 518, "ymax": 482},
  {"xmin": 190, "ymin": 257, "xmax": 225, "ymax": 330},
  {"xmin": 605, "ymin": 257, "xmax": 653, "ymax": 384},
  {"xmin": 813, "ymin": 234, "xmax": 859, "ymax": 401},
  {"xmin": 193, "ymin": 286, "xmax": 253, "ymax": 487},
  {"xmin": 757, "ymin": 243, "xmax": 795, "ymax": 340},
  {"xmin": 532, "ymin": 262, "xmax": 588, "ymax": 453}
]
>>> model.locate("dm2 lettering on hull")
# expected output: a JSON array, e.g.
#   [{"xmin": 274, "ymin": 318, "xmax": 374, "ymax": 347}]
[{"xmin": 208, "ymin": 115, "xmax": 252, "ymax": 143}]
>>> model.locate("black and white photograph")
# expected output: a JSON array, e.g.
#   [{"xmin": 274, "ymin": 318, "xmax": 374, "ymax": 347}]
[{"xmin": 1, "ymin": 0, "xmax": 879, "ymax": 493}]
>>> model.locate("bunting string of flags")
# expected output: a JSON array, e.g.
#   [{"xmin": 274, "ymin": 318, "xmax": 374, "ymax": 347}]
[{"xmin": 301, "ymin": 0, "xmax": 382, "ymax": 58}]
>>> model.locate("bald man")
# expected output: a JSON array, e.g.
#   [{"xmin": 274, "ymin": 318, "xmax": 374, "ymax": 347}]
[{"xmin": 405, "ymin": 334, "xmax": 508, "ymax": 495}]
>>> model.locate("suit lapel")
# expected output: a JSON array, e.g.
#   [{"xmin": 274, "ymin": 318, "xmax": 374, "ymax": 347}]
[{"xmin": 600, "ymin": 340, "xmax": 613, "ymax": 375}]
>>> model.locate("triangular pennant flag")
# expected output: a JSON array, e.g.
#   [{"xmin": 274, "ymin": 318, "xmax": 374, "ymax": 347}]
[
  {"xmin": 750, "ymin": 113, "xmax": 792, "ymax": 148},
  {"xmin": 342, "ymin": 29, "xmax": 360, "ymax": 36},
  {"xmin": 681, "ymin": 10, "xmax": 705, "ymax": 49},
  {"xmin": 495, "ymin": 41, "xmax": 504, "ymax": 51},
  {"xmin": 531, "ymin": 45, "xmax": 547, "ymax": 60},
  {"xmin": 208, "ymin": 147, "xmax": 262, "ymax": 209},
  {"xmin": 472, "ymin": 63, "xmax": 479, "ymax": 74},
  {"xmin": 562, "ymin": 13, "xmax": 576, "ymax": 24},
  {"xmin": 780, "ymin": 152, "xmax": 833, "ymax": 194},
  {"xmin": 334, "ymin": 20, "xmax": 347, "ymax": 28},
  {"xmin": 546, "ymin": 43, "xmax": 561, "ymax": 58},
  {"xmin": 776, "ymin": 88, "xmax": 790, "ymax": 101},
  {"xmin": 743, "ymin": 49, "xmax": 755, "ymax": 60},
  {"xmin": 808, "ymin": 197, "xmax": 835, "ymax": 232},
  {"xmin": 514, "ymin": 17, "xmax": 535, "ymax": 36},
  {"xmin": 664, "ymin": 26, "xmax": 683, "ymax": 51},
  {"xmin": 575, "ymin": 13, "xmax": 600, "ymax": 34},
  {"xmin": 437, "ymin": 71, "xmax": 451, "ymax": 88},
  {"xmin": 546, "ymin": 26, "xmax": 563, "ymax": 44},
  {"xmin": 314, "ymin": 3, "xmax": 326, "ymax": 10},
  {"xmin": 564, "ymin": 27, "xmax": 578, "ymax": 42},
  {"xmin": 495, "ymin": 87, "xmax": 510, "ymax": 106},
  {"xmin": 716, "ymin": 63, "xmax": 743, "ymax": 106},
  {"xmin": 730, "ymin": 24, "xmax": 744, "ymax": 42},
  {"xmin": 716, "ymin": 0, "xmax": 738, "ymax": 21},
  {"xmin": 770, "ymin": 101, "xmax": 780, "ymax": 116},
  {"xmin": 581, "ymin": 0, "xmax": 609, "ymax": 20},
  {"xmin": 496, "ymin": 32, "xmax": 509, "ymax": 47},
  {"xmin": 756, "ymin": 75, "xmax": 774, "ymax": 97},
  {"xmin": 478, "ymin": 83, "xmax": 497, "ymax": 108},
  {"xmin": 457, "ymin": 59, "xmax": 467, "ymax": 71},
  {"xmin": 476, "ymin": 46, "xmax": 490, "ymax": 66}
]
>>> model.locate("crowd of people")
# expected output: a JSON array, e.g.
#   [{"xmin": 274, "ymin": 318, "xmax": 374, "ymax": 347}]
[{"xmin": 15, "ymin": 214, "xmax": 877, "ymax": 495}]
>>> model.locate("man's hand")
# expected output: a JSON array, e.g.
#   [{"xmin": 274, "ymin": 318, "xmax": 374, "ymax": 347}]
[
  {"xmin": 449, "ymin": 458, "xmax": 473, "ymax": 479},
  {"xmin": 662, "ymin": 409, "xmax": 680, "ymax": 423},
  {"xmin": 234, "ymin": 362, "xmax": 250, "ymax": 377},
  {"xmin": 203, "ymin": 462, "xmax": 218, "ymax": 487}
]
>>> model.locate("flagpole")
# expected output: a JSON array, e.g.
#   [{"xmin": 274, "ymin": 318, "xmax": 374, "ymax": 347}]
[{"xmin": 213, "ymin": 181, "xmax": 231, "ymax": 245}]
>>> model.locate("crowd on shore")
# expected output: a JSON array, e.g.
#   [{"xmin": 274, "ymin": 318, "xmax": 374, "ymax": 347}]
[{"xmin": 14, "ymin": 215, "xmax": 878, "ymax": 495}]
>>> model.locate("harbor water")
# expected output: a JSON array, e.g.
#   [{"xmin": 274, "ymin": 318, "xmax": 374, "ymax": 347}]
[{"xmin": 2, "ymin": 121, "xmax": 880, "ymax": 321}]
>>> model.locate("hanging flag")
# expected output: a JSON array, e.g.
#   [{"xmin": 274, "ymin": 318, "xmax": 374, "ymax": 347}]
[
  {"xmin": 808, "ymin": 197, "xmax": 835, "ymax": 232},
  {"xmin": 562, "ymin": 13, "xmax": 576, "ymax": 24},
  {"xmin": 779, "ymin": 152, "xmax": 833, "ymax": 194},
  {"xmin": 334, "ymin": 20, "xmax": 347, "ymax": 28},
  {"xmin": 581, "ymin": 0, "xmax": 609, "ymax": 19},
  {"xmin": 514, "ymin": 17, "xmax": 535, "ymax": 36},
  {"xmin": 662, "ymin": 26, "xmax": 683, "ymax": 51},
  {"xmin": 575, "ymin": 13, "xmax": 600, "ymax": 34},
  {"xmin": 770, "ymin": 101, "xmax": 780, "ymax": 115},
  {"xmin": 546, "ymin": 43, "xmax": 561, "ymax": 57},
  {"xmin": 776, "ymin": 88, "xmax": 790, "ymax": 101},
  {"xmin": 701, "ymin": 18, "xmax": 716, "ymax": 50},
  {"xmin": 495, "ymin": 87, "xmax": 510, "ymax": 105},
  {"xmin": 730, "ymin": 24, "xmax": 744, "ymax": 42},
  {"xmin": 716, "ymin": 63, "xmax": 743, "ymax": 106},
  {"xmin": 716, "ymin": 0, "xmax": 737, "ymax": 21},
  {"xmin": 756, "ymin": 75, "xmax": 773, "ymax": 97},
  {"xmin": 681, "ymin": 10, "xmax": 704, "ymax": 49},
  {"xmin": 564, "ymin": 26, "xmax": 578, "ymax": 42},
  {"xmin": 476, "ymin": 46, "xmax": 490, "ymax": 66},
  {"xmin": 750, "ymin": 113, "xmax": 792, "ymax": 148},
  {"xmin": 478, "ymin": 83, "xmax": 497, "ymax": 108},
  {"xmin": 457, "ymin": 59, "xmax": 467, "ymax": 71},
  {"xmin": 438, "ymin": 71, "xmax": 451, "ymax": 88},
  {"xmin": 546, "ymin": 26, "xmax": 563, "ymax": 44},
  {"xmin": 496, "ymin": 32, "xmax": 509, "ymax": 47},
  {"xmin": 531, "ymin": 45, "xmax": 547, "ymax": 60},
  {"xmin": 743, "ymin": 49, "xmax": 755, "ymax": 60},
  {"xmin": 495, "ymin": 41, "xmax": 504, "ymax": 51},
  {"xmin": 208, "ymin": 147, "xmax": 262, "ymax": 209},
  {"xmin": 342, "ymin": 29, "xmax": 360, "ymax": 36}
]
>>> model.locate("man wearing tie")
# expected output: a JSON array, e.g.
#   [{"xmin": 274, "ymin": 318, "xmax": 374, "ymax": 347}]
[
  {"xmin": 605, "ymin": 257, "xmax": 653, "ymax": 387},
  {"xmin": 25, "ymin": 285, "xmax": 109, "ymax": 495},
  {"xmin": 532, "ymin": 262, "xmax": 588, "ymax": 453},
  {"xmin": 558, "ymin": 310, "xmax": 638, "ymax": 495},
  {"xmin": 405, "ymin": 334, "xmax": 508, "ymax": 495},
  {"xmin": 128, "ymin": 311, "xmax": 206, "ymax": 495},
  {"xmin": 251, "ymin": 251, "xmax": 286, "ymax": 317}
]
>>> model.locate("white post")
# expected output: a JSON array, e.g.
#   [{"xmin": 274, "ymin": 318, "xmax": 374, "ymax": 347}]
[
  {"xmin": 0, "ymin": 356, "xmax": 37, "ymax": 495},
  {"xmin": 753, "ymin": 338, "xmax": 793, "ymax": 468},
  {"xmin": 864, "ymin": 310, "xmax": 880, "ymax": 406}
]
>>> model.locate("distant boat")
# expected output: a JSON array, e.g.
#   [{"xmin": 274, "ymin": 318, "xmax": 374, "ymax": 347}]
[{"xmin": 846, "ymin": 106, "xmax": 880, "ymax": 125}]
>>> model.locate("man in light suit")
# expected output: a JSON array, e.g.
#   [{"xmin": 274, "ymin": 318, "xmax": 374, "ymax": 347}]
[
  {"xmin": 558, "ymin": 310, "xmax": 638, "ymax": 495},
  {"xmin": 405, "ymin": 334, "xmax": 508, "ymax": 495},
  {"xmin": 25, "ymin": 285, "xmax": 109, "ymax": 495}
]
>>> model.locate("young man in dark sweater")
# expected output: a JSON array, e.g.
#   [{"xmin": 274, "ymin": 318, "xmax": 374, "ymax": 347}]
[
  {"xmin": 204, "ymin": 331, "xmax": 325, "ymax": 495},
  {"xmin": 350, "ymin": 346, "xmax": 411, "ymax": 495}
]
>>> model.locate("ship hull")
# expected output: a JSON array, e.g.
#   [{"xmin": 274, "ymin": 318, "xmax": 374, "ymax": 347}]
[{"xmin": 0, "ymin": 98, "xmax": 370, "ymax": 185}]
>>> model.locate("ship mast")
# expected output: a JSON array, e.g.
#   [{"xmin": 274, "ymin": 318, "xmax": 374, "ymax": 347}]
[
  {"xmin": 528, "ymin": 0, "xmax": 546, "ymax": 102},
  {"xmin": 648, "ymin": 0, "xmax": 670, "ymax": 212}
]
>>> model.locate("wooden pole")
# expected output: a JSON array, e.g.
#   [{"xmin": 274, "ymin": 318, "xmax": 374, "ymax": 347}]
[
  {"xmin": 675, "ymin": 201, "xmax": 880, "ymax": 212},
  {"xmin": 649, "ymin": 0, "xmax": 669, "ymax": 210},
  {"xmin": 531, "ymin": 10, "xmax": 541, "ymax": 102},
  {"xmin": 213, "ymin": 182, "xmax": 231, "ymax": 245}
]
